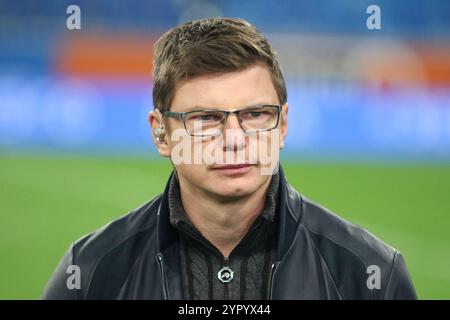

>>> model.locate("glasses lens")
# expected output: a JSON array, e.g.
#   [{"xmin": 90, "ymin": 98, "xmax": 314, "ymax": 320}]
[
  {"xmin": 239, "ymin": 106, "xmax": 279, "ymax": 132},
  {"xmin": 185, "ymin": 110, "xmax": 225, "ymax": 136}
]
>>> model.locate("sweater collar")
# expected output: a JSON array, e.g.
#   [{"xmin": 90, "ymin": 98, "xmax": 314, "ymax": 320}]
[{"xmin": 167, "ymin": 170, "xmax": 279, "ymax": 228}]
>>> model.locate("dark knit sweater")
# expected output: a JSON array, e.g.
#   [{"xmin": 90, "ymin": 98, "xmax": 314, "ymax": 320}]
[{"xmin": 168, "ymin": 173, "xmax": 279, "ymax": 300}]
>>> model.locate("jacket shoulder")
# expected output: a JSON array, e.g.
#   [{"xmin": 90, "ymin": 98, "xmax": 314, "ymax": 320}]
[
  {"xmin": 42, "ymin": 195, "xmax": 161, "ymax": 299},
  {"xmin": 74, "ymin": 195, "xmax": 161, "ymax": 260},
  {"xmin": 301, "ymin": 195, "xmax": 396, "ymax": 266},
  {"xmin": 298, "ymin": 192, "xmax": 416, "ymax": 299}
]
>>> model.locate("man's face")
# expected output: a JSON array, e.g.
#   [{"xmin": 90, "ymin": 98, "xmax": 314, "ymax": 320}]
[{"xmin": 149, "ymin": 63, "xmax": 288, "ymax": 200}]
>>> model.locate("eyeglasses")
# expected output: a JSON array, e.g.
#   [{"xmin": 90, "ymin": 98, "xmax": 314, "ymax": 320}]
[{"xmin": 161, "ymin": 105, "xmax": 282, "ymax": 137}]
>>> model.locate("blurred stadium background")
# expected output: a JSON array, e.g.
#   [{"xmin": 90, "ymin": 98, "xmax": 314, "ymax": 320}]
[{"xmin": 0, "ymin": 0, "xmax": 449, "ymax": 299}]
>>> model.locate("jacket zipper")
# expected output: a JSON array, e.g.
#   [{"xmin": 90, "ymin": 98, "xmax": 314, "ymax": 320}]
[
  {"xmin": 223, "ymin": 257, "xmax": 230, "ymax": 300},
  {"xmin": 179, "ymin": 220, "xmax": 270, "ymax": 299},
  {"xmin": 266, "ymin": 261, "xmax": 280, "ymax": 300},
  {"xmin": 156, "ymin": 253, "xmax": 170, "ymax": 300},
  {"xmin": 180, "ymin": 224, "xmax": 236, "ymax": 299}
]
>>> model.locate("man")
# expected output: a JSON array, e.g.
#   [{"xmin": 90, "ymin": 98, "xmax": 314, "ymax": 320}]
[{"xmin": 42, "ymin": 17, "xmax": 416, "ymax": 300}]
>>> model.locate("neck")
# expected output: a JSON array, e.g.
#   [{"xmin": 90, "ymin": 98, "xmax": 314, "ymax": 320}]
[{"xmin": 178, "ymin": 177, "xmax": 272, "ymax": 258}]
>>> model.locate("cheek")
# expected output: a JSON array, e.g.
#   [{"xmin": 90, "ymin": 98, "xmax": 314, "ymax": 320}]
[
  {"xmin": 176, "ymin": 163, "xmax": 208, "ymax": 183},
  {"xmin": 250, "ymin": 131, "xmax": 279, "ymax": 159}
]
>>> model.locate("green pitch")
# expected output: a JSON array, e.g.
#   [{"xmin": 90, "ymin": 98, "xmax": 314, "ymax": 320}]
[{"xmin": 0, "ymin": 154, "xmax": 449, "ymax": 299}]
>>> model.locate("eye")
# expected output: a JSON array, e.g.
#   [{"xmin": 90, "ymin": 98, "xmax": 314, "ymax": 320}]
[
  {"xmin": 190, "ymin": 113, "xmax": 222, "ymax": 122},
  {"xmin": 249, "ymin": 111, "xmax": 263, "ymax": 118},
  {"xmin": 200, "ymin": 115, "xmax": 214, "ymax": 121},
  {"xmin": 240, "ymin": 110, "xmax": 270, "ymax": 120}
]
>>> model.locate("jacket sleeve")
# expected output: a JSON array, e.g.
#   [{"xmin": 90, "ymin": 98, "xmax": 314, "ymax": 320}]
[
  {"xmin": 383, "ymin": 251, "xmax": 417, "ymax": 300},
  {"xmin": 41, "ymin": 244, "xmax": 81, "ymax": 300}
]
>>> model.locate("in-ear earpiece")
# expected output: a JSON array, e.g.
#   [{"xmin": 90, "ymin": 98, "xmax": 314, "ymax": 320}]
[{"xmin": 154, "ymin": 124, "xmax": 165, "ymax": 143}]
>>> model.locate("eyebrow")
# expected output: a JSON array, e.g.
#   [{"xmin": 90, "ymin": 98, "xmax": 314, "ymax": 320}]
[{"xmin": 184, "ymin": 103, "xmax": 278, "ymax": 112}]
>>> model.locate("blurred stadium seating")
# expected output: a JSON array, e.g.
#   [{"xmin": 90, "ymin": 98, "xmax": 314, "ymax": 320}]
[{"xmin": 0, "ymin": 0, "xmax": 449, "ymax": 159}]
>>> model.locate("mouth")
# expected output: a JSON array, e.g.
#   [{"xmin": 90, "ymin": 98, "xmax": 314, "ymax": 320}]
[
  {"xmin": 211, "ymin": 163, "xmax": 255, "ymax": 175},
  {"xmin": 212, "ymin": 163, "xmax": 254, "ymax": 170}
]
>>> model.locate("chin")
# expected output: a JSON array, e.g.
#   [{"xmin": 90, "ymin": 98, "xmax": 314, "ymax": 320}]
[
  {"xmin": 208, "ymin": 186, "xmax": 254, "ymax": 200},
  {"xmin": 205, "ymin": 175, "xmax": 265, "ymax": 199}
]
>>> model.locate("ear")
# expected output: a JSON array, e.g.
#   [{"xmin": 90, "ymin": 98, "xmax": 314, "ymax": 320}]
[
  {"xmin": 148, "ymin": 110, "xmax": 171, "ymax": 158},
  {"xmin": 279, "ymin": 103, "xmax": 288, "ymax": 150}
]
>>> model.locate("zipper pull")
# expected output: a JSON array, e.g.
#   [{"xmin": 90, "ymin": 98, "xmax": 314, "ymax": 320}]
[{"xmin": 218, "ymin": 257, "xmax": 234, "ymax": 283}]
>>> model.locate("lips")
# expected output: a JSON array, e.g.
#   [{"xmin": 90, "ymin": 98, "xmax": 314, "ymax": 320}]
[{"xmin": 212, "ymin": 164, "xmax": 254, "ymax": 170}]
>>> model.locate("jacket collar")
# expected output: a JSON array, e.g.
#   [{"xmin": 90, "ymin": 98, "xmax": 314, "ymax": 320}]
[{"xmin": 274, "ymin": 165, "xmax": 303, "ymax": 260}]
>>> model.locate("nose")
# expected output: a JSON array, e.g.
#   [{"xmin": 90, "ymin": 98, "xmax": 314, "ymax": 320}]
[
  {"xmin": 224, "ymin": 113, "xmax": 242, "ymax": 130},
  {"xmin": 222, "ymin": 113, "xmax": 246, "ymax": 152}
]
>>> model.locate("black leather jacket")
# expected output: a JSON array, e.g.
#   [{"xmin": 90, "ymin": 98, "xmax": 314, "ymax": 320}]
[{"xmin": 42, "ymin": 166, "xmax": 417, "ymax": 300}]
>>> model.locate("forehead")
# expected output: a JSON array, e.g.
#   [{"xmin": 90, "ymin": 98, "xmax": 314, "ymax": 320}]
[{"xmin": 170, "ymin": 64, "xmax": 279, "ymax": 112}]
